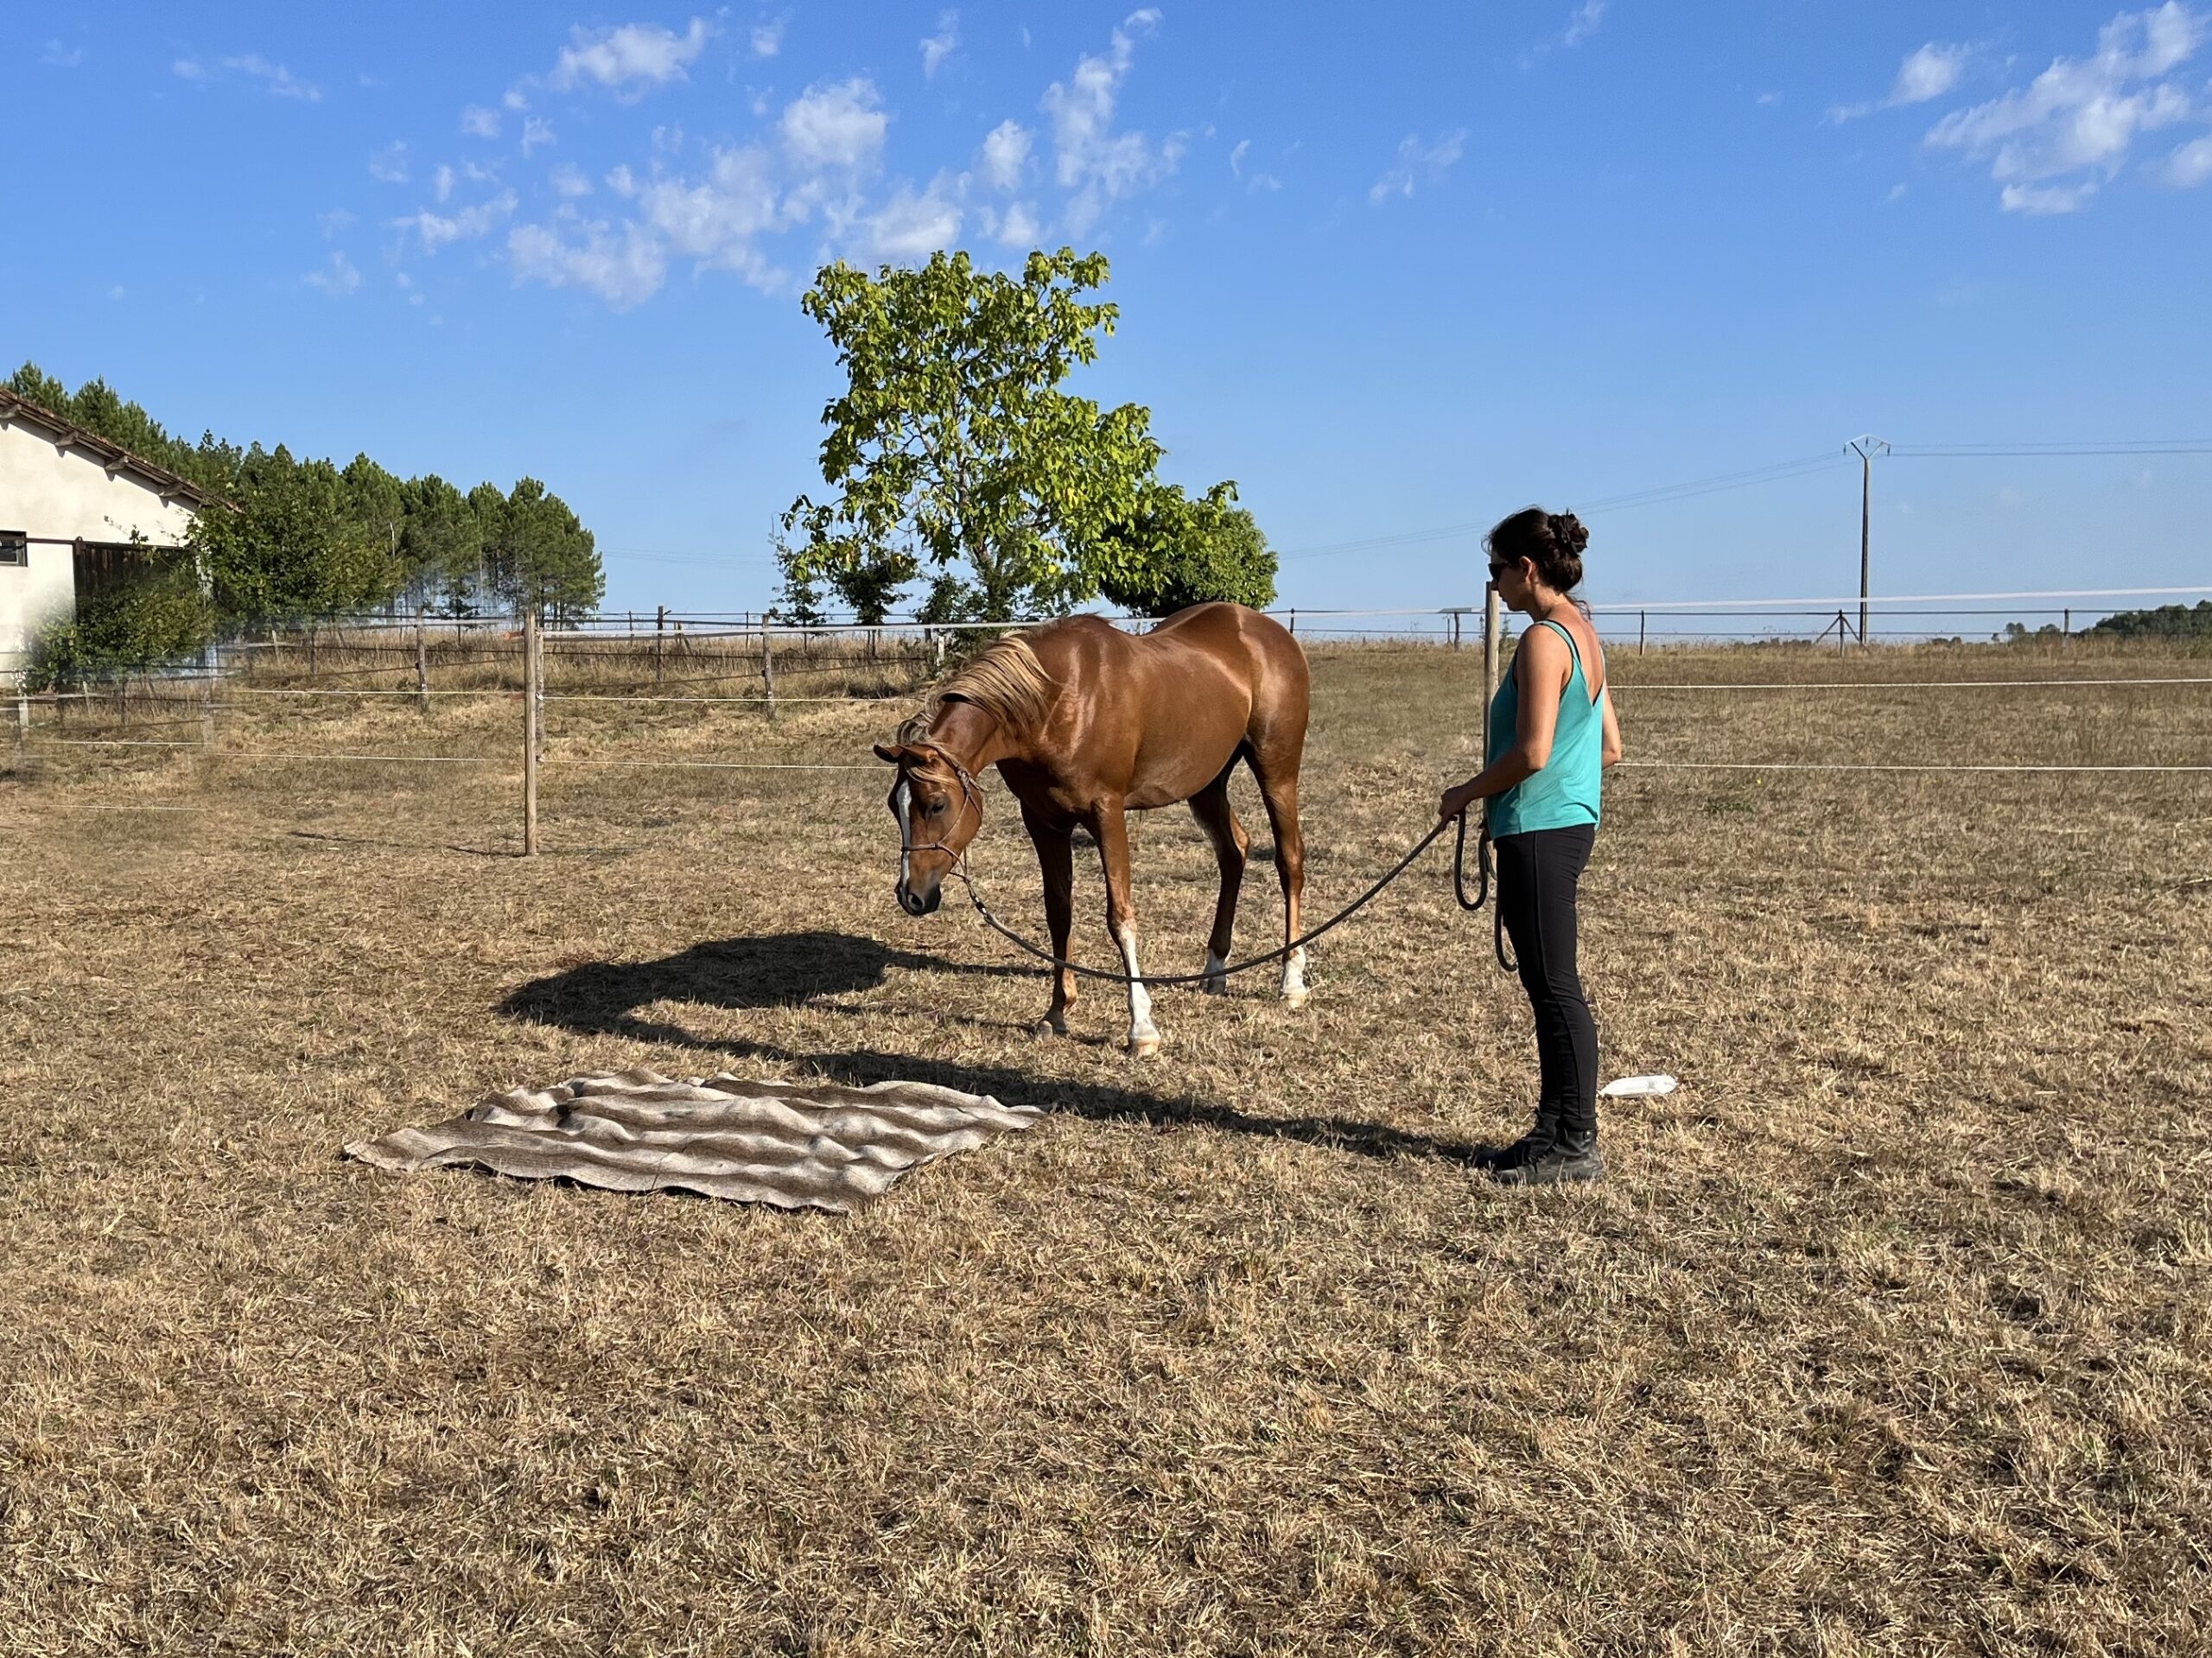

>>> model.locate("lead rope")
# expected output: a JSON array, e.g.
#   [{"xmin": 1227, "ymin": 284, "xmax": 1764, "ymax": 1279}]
[{"xmin": 944, "ymin": 801, "xmax": 1510, "ymax": 988}]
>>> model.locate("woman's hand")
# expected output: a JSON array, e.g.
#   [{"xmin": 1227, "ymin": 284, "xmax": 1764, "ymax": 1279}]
[{"xmin": 1439, "ymin": 780, "xmax": 1480, "ymax": 823}]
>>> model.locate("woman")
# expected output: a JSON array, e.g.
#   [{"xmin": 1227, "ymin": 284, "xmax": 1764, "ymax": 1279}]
[{"xmin": 1438, "ymin": 507, "xmax": 1623, "ymax": 1186}]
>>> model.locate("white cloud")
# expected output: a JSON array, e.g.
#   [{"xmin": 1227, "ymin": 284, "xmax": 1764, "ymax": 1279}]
[
  {"xmin": 510, "ymin": 221, "xmax": 669, "ymax": 308},
  {"xmin": 751, "ymin": 18, "xmax": 785, "ymax": 58},
  {"xmin": 1041, "ymin": 9, "xmax": 1181, "ymax": 233},
  {"xmin": 504, "ymin": 88, "xmax": 530, "ymax": 111},
  {"xmin": 980, "ymin": 119, "xmax": 1031, "ymax": 190},
  {"xmin": 2165, "ymin": 131, "xmax": 2212, "ymax": 184},
  {"xmin": 1370, "ymin": 130, "xmax": 1467, "ymax": 203},
  {"xmin": 173, "ymin": 54, "xmax": 320, "ymax": 99},
  {"xmin": 523, "ymin": 116, "xmax": 556, "ymax": 155},
  {"xmin": 1923, "ymin": 3, "xmax": 2207, "ymax": 213},
  {"xmin": 462, "ymin": 104, "xmax": 500, "ymax": 138},
  {"xmin": 2000, "ymin": 181, "xmax": 2101, "ymax": 214},
  {"xmin": 781, "ymin": 79, "xmax": 888, "ymax": 170},
  {"xmin": 922, "ymin": 11, "xmax": 960, "ymax": 78},
  {"xmin": 551, "ymin": 18, "xmax": 712, "ymax": 94},
  {"xmin": 394, "ymin": 190, "xmax": 518, "ymax": 251},
  {"xmin": 1833, "ymin": 41, "xmax": 1973, "ymax": 120},
  {"xmin": 550, "ymin": 162, "xmax": 594, "ymax": 198},
  {"xmin": 864, "ymin": 175, "xmax": 965, "ymax": 259},
  {"xmin": 1230, "ymin": 137, "xmax": 1249, "ymax": 176},
  {"xmin": 41, "ymin": 40, "xmax": 84, "ymax": 68},
  {"xmin": 1892, "ymin": 42, "xmax": 1970, "ymax": 105},
  {"xmin": 317, "ymin": 208, "xmax": 357, "ymax": 237},
  {"xmin": 994, "ymin": 200, "xmax": 1041, "ymax": 247},
  {"xmin": 1563, "ymin": 3, "xmax": 1605, "ymax": 48},
  {"xmin": 305, "ymin": 251, "xmax": 362, "ymax": 296},
  {"xmin": 370, "ymin": 142, "xmax": 410, "ymax": 183},
  {"xmin": 511, "ymin": 142, "xmax": 788, "ymax": 307},
  {"xmin": 433, "ymin": 163, "xmax": 455, "ymax": 202},
  {"xmin": 226, "ymin": 54, "xmax": 320, "ymax": 100},
  {"xmin": 641, "ymin": 146, "xmax": 781, "ymax": 260}
]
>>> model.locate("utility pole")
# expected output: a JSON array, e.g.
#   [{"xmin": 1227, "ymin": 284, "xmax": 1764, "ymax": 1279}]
[{"xmin": 1846, "ymin": 435, "xmax": 1890, "ymax": 649}]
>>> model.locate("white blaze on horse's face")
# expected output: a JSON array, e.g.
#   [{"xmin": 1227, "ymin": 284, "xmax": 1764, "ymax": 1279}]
[{"xmin": 877, "ymin": 745, "xmax": 974, "ymax": 918}]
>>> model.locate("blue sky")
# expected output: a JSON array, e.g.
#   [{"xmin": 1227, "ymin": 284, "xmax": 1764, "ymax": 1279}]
[{"xmin": 7, "ymin": 2, "xmax": 2210, "ymax": 619}]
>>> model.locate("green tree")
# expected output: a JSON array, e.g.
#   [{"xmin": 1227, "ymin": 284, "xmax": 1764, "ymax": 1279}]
[
  {"xmin": 398, "ymin": 474, "xmax": 481, "ymax": 611},
  {"xmin": 193, "ymin": 447, "xmax": 394, "ymax": 624},
  {"xmin": 1094, "ymin": 482, "xmax": 1278, "ymax": 617},
  {"xmin": 486, "ymin": 479, "xmax": 604, "ymax": 618},
  {"xmin": 2087, "ymin": 600, "xmax": 2212, "ymax": 640},
  {"xmin": 342, "ymin": 453, "xmax": 409, "ymax": 580},
  {"xmin": 779, "ymin": 248, "xmax": 1194, "ymax": 622}
]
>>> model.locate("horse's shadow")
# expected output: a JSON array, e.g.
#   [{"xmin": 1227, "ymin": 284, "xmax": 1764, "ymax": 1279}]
[{"xmin": 498, "ymin": 930, "xmax": 1493, "ymax": 1166}]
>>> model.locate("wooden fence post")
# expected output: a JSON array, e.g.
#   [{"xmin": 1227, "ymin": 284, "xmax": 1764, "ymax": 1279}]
[
  {"xmin": 416, "ymin": 607, "xmax": 431, "ymax": 715},
  {"xmin": 655, "ymin": 605, "xmax": 667, "ymax": 686},
  {"xmin": 1639, "ymin": 610, "xmax": 1647, "ymax": 657},
  {"xmin": 762, "ymin": 622, "xmax": 777, "ymax": 722},
  {"xmin": 522, "ymin": 607, "xmax": 541, "ymax": 858},
  {"xmin": 12, "ymin": 688, "xmax": 26, "ymax": 768},
  {"xmin": 1450, "ymin": 610, "xmax": 1462, "ymax": 651},
  {"xmin": 1483, "ymin": 583, "xmax": 1503, "ymax": 708},
  {"xmin": 2062, "ymin": 608, "xmax": 2071, "ymax": 649},
  {"xmin": 1288, "ymin": 607, "xmax": 1297, "ymax": 637}
]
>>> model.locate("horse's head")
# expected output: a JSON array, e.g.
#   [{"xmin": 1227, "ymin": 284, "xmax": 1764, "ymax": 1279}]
[{"xmin": 874, "ymin": 741, "xmax": 983, "ymax": 918}]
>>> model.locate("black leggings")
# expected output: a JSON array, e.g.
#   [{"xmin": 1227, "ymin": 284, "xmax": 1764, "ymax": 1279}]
[{"xmin": 1494, "ymin": 824, "xmax": 1599, "ymax": 1136}]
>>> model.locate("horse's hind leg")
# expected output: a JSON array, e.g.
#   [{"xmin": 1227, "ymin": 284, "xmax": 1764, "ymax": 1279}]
[
  {"xmin": 1187, "ymin": 765, "xmax": 1249, "ymax": 994},
  {"xmin": 1248, "ymin": 739, "xmax": 1309, "ymax": 1009}
]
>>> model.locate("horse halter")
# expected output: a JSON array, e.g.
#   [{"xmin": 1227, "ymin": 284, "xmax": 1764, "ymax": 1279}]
[{"xmin": 894, "ymin": 749, "xmax": 986, "ymax": 870}]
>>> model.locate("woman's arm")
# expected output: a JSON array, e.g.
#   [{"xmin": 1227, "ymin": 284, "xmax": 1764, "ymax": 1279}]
[
  {"xmin": 1438, "ymin": 626, "xmax": 1568, "ymax": 821},
  {"xmin": 1601, "ymin": 688, "xmax": 1623, "ymax": 767}
]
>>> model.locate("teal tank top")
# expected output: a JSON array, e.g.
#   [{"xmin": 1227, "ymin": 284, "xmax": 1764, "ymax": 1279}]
[{"xmin": 1486, "ymin": 618, "xmax": 1605, "ymax": 836}]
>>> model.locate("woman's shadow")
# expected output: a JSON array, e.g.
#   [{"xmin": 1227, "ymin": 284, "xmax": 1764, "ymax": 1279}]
[{"xmin": 498, "ymin": 930, "xmax": 1491, "ymax": 1166}]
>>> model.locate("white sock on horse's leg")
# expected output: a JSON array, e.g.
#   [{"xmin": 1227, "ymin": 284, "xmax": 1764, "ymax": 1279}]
[
  {"xmin": 1121, "ymin": 932, "xmax": 1160, "ymax": 1056},
  {"xmin": 1281, "ymin": 945, "xmax": 1309, "ymax": 1009}
]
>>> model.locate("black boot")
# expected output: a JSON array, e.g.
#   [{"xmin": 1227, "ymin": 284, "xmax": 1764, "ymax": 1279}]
[
  {"xmin": 1491, "ymin": 1127, "xmax": 1603, "ymax": 1186},
  {"xmin": 1484, "ymin": 1104, "xmax": 1560, "ymax": 1175}
]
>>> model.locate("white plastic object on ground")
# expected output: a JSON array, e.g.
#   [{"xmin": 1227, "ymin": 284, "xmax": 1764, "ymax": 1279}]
[{"xmin": 1599, "ymin": 1074, "xmax": 1679, "ymax": 1098}]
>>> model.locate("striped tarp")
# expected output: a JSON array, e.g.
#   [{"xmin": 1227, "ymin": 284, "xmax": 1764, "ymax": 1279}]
[{"xmin": 345, "ymin": 1068, "xmax": 1042, "ymax": 1213}]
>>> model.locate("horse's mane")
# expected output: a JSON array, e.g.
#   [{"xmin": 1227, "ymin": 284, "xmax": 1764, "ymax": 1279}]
[{"xmin": 899, "ymin": 633, "xmax": 1058, "ymax": 746}]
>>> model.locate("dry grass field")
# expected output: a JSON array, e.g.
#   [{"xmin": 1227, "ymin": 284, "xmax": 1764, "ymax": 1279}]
[{"xmin": 3, "ymin": 636, "xmax": 2209, "ymax": 1655}]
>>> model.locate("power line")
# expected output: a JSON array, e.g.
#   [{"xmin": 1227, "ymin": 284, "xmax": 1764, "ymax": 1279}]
[{"xmin": 1274, "ymin": 436, "xmax": 2212, "ymax": 567}]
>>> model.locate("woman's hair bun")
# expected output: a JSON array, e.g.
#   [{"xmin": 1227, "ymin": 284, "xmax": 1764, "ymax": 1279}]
[{"xmin": 1485, "ymin": 506, "xmax": 1588, "ymax": 593}]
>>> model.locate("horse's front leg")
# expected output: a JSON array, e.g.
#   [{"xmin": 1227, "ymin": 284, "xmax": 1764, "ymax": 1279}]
[
  {"xmin": 1024, "ymin": 807, "xmax": 1077, "ymax": 1037},
  {"xmin": 1093, "ymin": 800, "xmax": 1159, "ymax": 1058}
]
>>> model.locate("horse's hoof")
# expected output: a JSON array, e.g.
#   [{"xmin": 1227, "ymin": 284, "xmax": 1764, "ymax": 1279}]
[
  {"xmin": 1033, "ymin": 1013, "xmax": 1070, "ymax": 1038},
  {"xmin": 1127, "ymin": 1030, "xmax": 1161, "ymax": 1059},
  {"xmin": 1281, "ymin": 988, "xmax": 1310, "ymax": 1012},
  {"xmin": 1199, "ymin": 975, "xmax": 1228, "ymax": 997}
]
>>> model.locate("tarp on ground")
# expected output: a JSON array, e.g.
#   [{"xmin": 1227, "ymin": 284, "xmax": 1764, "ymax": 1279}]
[{"xmin": 345, "ymin": 1067, "xmax": 1042, "ymax": 1213}]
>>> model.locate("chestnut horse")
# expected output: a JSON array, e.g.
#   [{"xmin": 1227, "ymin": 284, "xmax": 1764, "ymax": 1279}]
[{"xmin": 874, "ymin": 603, "xmax": 1309, "ymax": 1057}]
